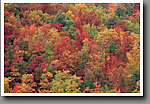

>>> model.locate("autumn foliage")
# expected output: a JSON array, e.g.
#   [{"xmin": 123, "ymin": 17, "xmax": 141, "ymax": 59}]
[{"xmin": 4, "ymin": 3, "xmax": 140, "ymax": 93}]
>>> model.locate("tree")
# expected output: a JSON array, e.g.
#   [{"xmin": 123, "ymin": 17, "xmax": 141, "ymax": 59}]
[
  {"xmin": 105, "ymin": 41, "xmax": 117, "ymax": 66},
  {"xmin": 50, "ymin": 70, "xmax": 83, "ymax": 93}
]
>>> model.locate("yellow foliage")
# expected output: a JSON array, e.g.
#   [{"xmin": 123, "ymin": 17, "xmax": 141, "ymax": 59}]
[
  {"xmin": 82, "ymin": 24, "xmax": 90, "ymax": 32},
  {"xmin": 133, "ymin": 80, "xmax": 140, "ymax": 93},
  {"xmin": 66, "ymin": 10, "xmax": 75, "ymax": 18},
  {"xmin": 18, "ymin": 74, "xmax": 37, "ymax": 93},
  {"xmin": 75, "ymin": 3, "xmax": 88, "ymax": 10},
  {"xmin": 50, "ymin": 70, "xmax": 83, "ymax": 93},
  {"xmin": 4, "ymin": 77, "xmax": 12, "ymax": 93},
  {"xmin": 10, "ymin": 69, "xmax": 21, "ymax": 77},
  {"xmin": 38, "ymin": 72, "xmax": 53, "ymax": 93},
  {"xmin": 19, "ymin": 83, "xmax": 36, "ymax": 93}
]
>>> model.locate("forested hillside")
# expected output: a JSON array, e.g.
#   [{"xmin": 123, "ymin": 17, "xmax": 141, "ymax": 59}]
[{"xmin": 4, "ymin": 3, "xmax": 140, "ymax": 93}]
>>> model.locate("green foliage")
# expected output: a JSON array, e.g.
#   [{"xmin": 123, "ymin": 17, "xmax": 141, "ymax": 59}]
[
  {"xmin": 125, "ymin": 69, "xmax": 140, "ymax": 92},
  {"xmin": 44, "ymin": 41, "xmax": 53, "ymax": 56},
  {"xmin": 5, "ymin": 3, "xmax": 23, "ymax": 17},
  {"xmin": 27, "ymin": 10, "xmax": 55, "ymax": 26},
  {"xmin": 15, "ymin": 62, "xmax": 28, "ymax": 74},
  {"xmin": 104, "ymin": 12, "xmax": 119, "ymax": 29},
  {"xmin": 100, "ymin": 84, "xmax": 115, "ymax": 93},
  {"xmin": 86, "ymin": 25, "xmax": 98, "ymax": 40},
  {"xmin": 34, "ymin": 68, "xmax": 43, "ymax": 78},
  {"xmin": 125, "ymin": 4, "xmax": 134, "ymax": 16},
  {"xmin": 89, "ymin": 5, "xmax": 105, "ymax": 24},
  {"xmin": 8, "ymin": 41, "xmax": 13, "ymax": 61},
  {"xmin": 99, "ymin": 55, "xmax": 103, "ymax": 63},
  {"xmin": 51, "ymin": 70, "xmax": 83, "ymax": 93},
  {"xmin": 48, "ymin": 64, "xmax": 53, "ymax": 72},
  {"xmin": 20, "ymin": 38, "xmax": 29, "ymax": 51},
  {"xmin": 124, "ymin": 20, "xmax": 140, "ymax": 34},
  {"xmin": 84, "ymin": 79, "xmax": 95, "ymax": 89},
  {"xmin": 115, "ymin": 6, "xmax": 125, "ymax": 17},
  {"xmin": 77, "ymin": 42, "xmax": 88, "ymax": 69},
  {"xmin": 105, "ymin": 41, "xmax": 117, "ymax": 53},
  {"xmin": 54, "ymin": 10, "xmax": 75, "ymax": 31}
]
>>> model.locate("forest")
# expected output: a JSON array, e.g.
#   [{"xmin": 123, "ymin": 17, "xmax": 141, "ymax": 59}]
[{"xmin": 4, "ymin": 3, "xmax": 140, "ymax": 93}]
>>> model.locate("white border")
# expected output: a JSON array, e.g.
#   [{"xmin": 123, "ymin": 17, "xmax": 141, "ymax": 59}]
[
  {"xmin": 3, "ymin": 0, "xmax": 143, "ymax": 3},
  {"xmin": 1, "ymin": 0, "xmax": 143, "ymax": 96}
]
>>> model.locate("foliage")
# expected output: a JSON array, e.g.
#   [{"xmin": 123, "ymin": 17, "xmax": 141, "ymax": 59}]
[
  {"xmin": 50, "ymin": 70, "xmax": 83, "ymax": 93},
  {"xmin": 4, "ymin": 3, "xmax": 141, "ymax": 93}
]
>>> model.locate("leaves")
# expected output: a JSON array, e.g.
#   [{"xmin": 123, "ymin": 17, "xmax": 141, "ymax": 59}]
[{"xmin": 4, "ymin": 3, "xmax": 140, "ymax": 93}]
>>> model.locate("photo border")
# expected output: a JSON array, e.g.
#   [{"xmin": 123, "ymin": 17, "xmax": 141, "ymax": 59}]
[{"xmin": 1, "ymin": 0, "xmax": 143, "ymax": 96}]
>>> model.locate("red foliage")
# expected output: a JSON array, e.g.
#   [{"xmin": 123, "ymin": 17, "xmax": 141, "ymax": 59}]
[
  {"xmin": 77, "ymin": 69, "xmax": 85, "ymax": 78},
  {"xmin": 38, "ymin": 24, "xmax": 51, "ymax": 34},
  {"xmin": 59, "ymin": 31, "xmax": 70, "ymax": 36},
  {"xmin": 4, "ymin": 11, "xmax": 11, "ymax": 17},
  {"xmin": 29, "ymin": 3, "xmax": 52, "ymax": 14},
  {"xmin": 20, "ymin": 4, "xmax": 30, "ymax": 12},
  {"xmin": 53, "ymin": 22, "xmax": 63, "ymax": 32},
  {"xmin": 11, "ymin": 83, "xmax": 21, "ymax": 93},
  {"xmin": 53, "ymin": 36, "xmax": 72, "ymax": 60},
  {"xmin": 80, "ymin": 11, "xmax": 101, "ymax": 26},
  {"xmin": 55, "ymin": 4, "xmax": 68, "ymax": 13},
  {"xmin": 76, "ymin": 32, "xmax": 93, "ymax": 43},
  {"xmin": 75, "ymin": 19, "xmax": 83, "ymax": 33},
  {"xmin": 21, "ymin": 11, "xmax": 31, "ymax": 26},
  {"xmin": 29, "ymin": 55, "xmax": 47, "ymax": 72},
  {"xmin": 134, "ymin": 3, "xmax": 140, "ymax": 11},
  {"xmin": 116, "ymin": 20, "xmax": 130, "ymax": 31}
]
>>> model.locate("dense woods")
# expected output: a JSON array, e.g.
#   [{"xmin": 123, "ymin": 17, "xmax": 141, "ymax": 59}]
[{"xmin": 4, "ymin": 3, "xmax": 140, "ymax": 93}]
